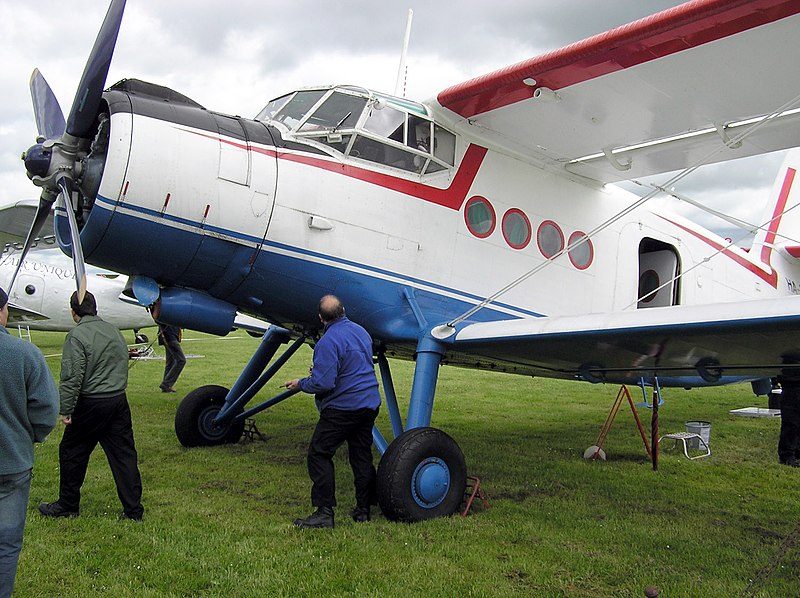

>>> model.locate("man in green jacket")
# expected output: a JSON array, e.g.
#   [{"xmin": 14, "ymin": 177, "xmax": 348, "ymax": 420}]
[
  {"xmin": 0, "ymin": 286, "xmax": 59, "ymax": 598},
  {"xmin": 38, "ymin": 291, "xmax": 144, "ymax": 521}
]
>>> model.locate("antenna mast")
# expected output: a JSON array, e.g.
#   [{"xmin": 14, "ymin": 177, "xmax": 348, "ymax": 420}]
[{"xmin": 394, "ymin": 9, "xmax": 414, "ymax": 97}]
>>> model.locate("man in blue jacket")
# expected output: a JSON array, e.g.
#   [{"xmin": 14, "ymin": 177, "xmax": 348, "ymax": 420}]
[
  {"xmin": 286, "ymin": 295, "xmax": 381, "ymax": 528},
  {"xmin": 0, "ymin": 286, "xmax": 59, "ymax": 597}
]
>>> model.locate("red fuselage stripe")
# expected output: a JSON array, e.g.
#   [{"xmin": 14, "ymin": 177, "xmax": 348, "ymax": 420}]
[
  {"xmin": 657, "ymin": 168, "xmax": 797, "ymax": 289},
  {"xmin": 438, "ymin": 0, "xmax": 800, "ymax": 119},
  {"xmin": 183, "ymin": 126, "xmax": 488, "ymax": 211},
  {"xmin": 272, "ymin": 145, "xmax": 488, "ymax": 210},
  {"xmin": 762, "ymin": 167, "xmax": 797, "ymax": 265}
]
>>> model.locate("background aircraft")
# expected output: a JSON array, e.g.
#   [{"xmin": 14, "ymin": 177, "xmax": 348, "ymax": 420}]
[
  {"xmin": 1, "ymin": 200, "xmax": 153, "ymax": 336},
  {"xmin": 11, "ymin": 0, "xmax": 800, "ymax": 522},
  {"xmin": 1, "ymin": 247, "xmax": 155, "ymax": 337}
]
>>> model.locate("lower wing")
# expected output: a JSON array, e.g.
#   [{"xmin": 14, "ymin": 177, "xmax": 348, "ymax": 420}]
[{"xmin": 445, "ymin": 296, "xmax": 800, "ymax": 386}]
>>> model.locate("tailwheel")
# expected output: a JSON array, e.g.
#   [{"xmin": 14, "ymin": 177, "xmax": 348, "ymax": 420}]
[
  {"xmin": 377, "ymin": 427, "xmax": 467, "ymax": 522},
  {"xmin": 175, "ymin": 385, "xmax": 245, "ymax": 447}
]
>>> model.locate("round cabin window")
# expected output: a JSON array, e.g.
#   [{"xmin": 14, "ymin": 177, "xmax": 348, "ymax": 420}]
[
  {"xmin": 567, "ymin": 231, "xmax": 594, "ymax": 270},
  {"xmin": 502, "ymin": 209, "xmax": 532, "ymax": 249},
  {"xmin": 464, "ymin": 196, "xmax": 496, "ymax": 238},
  {"xmin": 537, "ymin": 220, "xmax": 564, "ymax": 258}
]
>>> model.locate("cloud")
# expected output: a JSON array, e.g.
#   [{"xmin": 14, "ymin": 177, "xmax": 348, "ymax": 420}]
[{"xmin": 0, "ymin": 0, "xmax": 792, "ymax": 243}]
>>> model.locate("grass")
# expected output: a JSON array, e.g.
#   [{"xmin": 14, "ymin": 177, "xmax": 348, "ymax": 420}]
[{"xmin": 11, "ymin": 328, "xmax": 800, "ymax": 596}]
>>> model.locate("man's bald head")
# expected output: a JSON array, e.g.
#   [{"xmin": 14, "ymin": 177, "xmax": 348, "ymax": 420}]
[{"xmin": 318, "ymin": 295, "xmax": 345, "ymax": 323}]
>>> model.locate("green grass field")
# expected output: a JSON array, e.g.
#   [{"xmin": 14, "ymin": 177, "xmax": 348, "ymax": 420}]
[{"xmin": 11, "ymin": 328, "xmax": 800, "ymax": 596}]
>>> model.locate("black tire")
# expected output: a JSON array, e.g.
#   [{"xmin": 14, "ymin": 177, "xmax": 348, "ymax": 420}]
[
  {"xmin": 134, "ymin": 333, "xmax": 149, "ymax": 344},
  {"xmin": 174, "ymin": 385, "xmax": 245, "ymax": 447},
  {"xmin": 377, "ymin": 427, "xmax": 467, "ymax": 522}
]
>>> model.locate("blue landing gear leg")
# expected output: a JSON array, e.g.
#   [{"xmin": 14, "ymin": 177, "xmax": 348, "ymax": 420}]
[
  {"xmin": 376, "ymin": 335, "xmax": 467, "ymax": 522},
  {"xmin": 175, "ymin": 325, "xmax": 305, "ymax": 447}
]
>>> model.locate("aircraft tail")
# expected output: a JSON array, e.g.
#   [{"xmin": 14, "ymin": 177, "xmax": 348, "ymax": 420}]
[{"xmin": 750, "ymin": 148, "xmax": 800, "ymax": 260}]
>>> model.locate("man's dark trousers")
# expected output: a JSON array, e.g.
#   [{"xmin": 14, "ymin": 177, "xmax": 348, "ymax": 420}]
[
  {"xmin": 307, "ymin": 407, "xmax": 379, "ymax": 508},
  {"xmin": 58, "ymin": 393, "xmax": 144, "ymax": 518}
]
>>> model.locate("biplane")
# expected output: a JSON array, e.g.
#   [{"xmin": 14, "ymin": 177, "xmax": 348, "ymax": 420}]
[{"xmin": 12, "ymin": 0, "xmax": 800, "ymax": 521}]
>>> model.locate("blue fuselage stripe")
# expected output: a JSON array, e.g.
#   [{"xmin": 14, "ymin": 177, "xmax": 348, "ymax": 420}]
[{"xmin": 87, "ymin": 194, "xmax": 544, "ymax": 319}]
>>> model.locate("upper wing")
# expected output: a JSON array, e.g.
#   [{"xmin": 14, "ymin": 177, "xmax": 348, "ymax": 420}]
[
  {"xmin": 435, "ymin": 0, "xmax": 800, "ymax": 183},
  {"xmin": 443, "ymin": 296, "xmax": 800, "ymax": 385},
  {"xmin": 0, "ymin": 200, "xmax": 56, "ymax": 251}
]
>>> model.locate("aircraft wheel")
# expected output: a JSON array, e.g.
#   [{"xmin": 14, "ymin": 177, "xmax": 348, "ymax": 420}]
[
  {"xmin": 174, "ymin": 385, "xmax": 244, "ymax": 447},
  {"xmin": 134, "ymin": 332, "xmax": 149, "ymax": 344},
  {"xmin": 377, "ymin": 427, "xmax": 467, "ymax": 522}
]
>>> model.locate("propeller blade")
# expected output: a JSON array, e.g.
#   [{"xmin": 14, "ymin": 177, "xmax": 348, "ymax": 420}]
[
  {"xmin": 6, "ymin": 192, "xmax": 57, "ymax": 292},
  {"xmin": 56, "ymin": 176, "xmax": 88, "ymax": 303},
  {"xmin": 29, "ymin": 69, "xmax": 65, "ymax": 140},
  {"xmin": 65, "ymin": 0, "xmax": 127, "ymax": 138}
]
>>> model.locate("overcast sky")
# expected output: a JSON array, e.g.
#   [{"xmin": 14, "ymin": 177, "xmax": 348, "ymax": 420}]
[{"xmin": 0, "ymin": 0, "xmax": 790, "ymax": 243}]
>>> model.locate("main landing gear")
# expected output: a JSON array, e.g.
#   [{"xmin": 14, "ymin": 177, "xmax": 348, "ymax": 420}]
[{"xmin": 173, "ymin": 326, "xmax": 467, "ymax": 522}]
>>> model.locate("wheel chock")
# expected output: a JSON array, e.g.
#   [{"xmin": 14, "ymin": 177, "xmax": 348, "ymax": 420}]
[
  {"xmin": 241, "ymin": 418, "xmax": 267, "ymax": 442},
  {"xmin": 461, "ymin": 475, "xmax": 490, "ymax": 516}
]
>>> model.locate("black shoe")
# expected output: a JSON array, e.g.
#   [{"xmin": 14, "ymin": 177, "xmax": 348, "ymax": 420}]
[
  {"xmin": 293, "ymin": 507, "xmax": 334, "ymax": 529},
  {"xmin": 38, "ymin": 501, "xmax": 79, "ymax": 518},
  {"xmin": 119, "ymin": 512, "xmax": 143, "ymax": 522},
  {"xmin": 351, "ymin": 506, "xmax": 371, "ymax": 522}
]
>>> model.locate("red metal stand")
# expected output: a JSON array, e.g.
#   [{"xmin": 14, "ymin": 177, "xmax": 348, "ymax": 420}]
[{"xmin": 588, "ymin": 385, "xmax": 652, "ymax": 461}]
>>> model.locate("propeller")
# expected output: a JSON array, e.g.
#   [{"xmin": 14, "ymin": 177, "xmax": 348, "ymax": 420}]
[
  {"xmin": 30, "ymin": 69, "xmax": 65, "ymax": 140},
  {"xmin": 57, "ymin": 176, "xmax": 88, "ymax": 302},
  {"xmin": 66, "ymin": 0, "xmax": 126, "ymax": 139},
  {"xmin": 14, "ymin": 0, "xmax": 126, "ymax": 303}
]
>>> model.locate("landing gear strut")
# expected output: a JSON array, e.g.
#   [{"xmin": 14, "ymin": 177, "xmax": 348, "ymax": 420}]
[
  {"xmin": 173, "ymin": 325, "xmax": 304, "ymax": 448},
  {"xmin": 374, "ymin": 334, "xmax": 468, "ymax": 522},
  {"xmin": 173, "ymin": 325, "xmax": 469, "ymax": 523}
]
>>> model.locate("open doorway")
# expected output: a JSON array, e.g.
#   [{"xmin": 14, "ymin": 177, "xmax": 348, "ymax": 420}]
[{"xmin": 637, "ymin": 238, "xmax": 680, "ymax": 308}]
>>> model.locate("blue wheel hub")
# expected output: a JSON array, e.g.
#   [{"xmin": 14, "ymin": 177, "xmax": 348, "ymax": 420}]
[
  {"xmin": 198, "ymin": 406, "xmax": 226, "ymax": 441},
  {"xmin": 411, "ymin": 457, "xmax": 450, "ymax": 508}
]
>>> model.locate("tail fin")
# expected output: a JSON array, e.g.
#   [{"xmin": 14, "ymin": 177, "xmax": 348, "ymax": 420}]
[{"xmin": 750, "ymin": 148, "xmax": 800, "ymax": 262}]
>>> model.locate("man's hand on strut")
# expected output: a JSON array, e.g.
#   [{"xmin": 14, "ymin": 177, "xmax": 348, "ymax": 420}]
[
  {"xmin": 60, "ymin": 415, "xmax": 72, "ymax": 425},
  {"xmin": 285, "ymin": 379, "xmax": 301, "ymax": 391}
]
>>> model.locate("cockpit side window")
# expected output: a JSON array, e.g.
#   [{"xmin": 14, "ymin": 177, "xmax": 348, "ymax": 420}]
[
  {"xmin": 298, "ymin": 92, "xmax": 367, "ymax": 133},
  {"xmin": 255, "ymin": 93, "xmax": 293, "ymax": 121},
  {"xmin": 432, "ymin": 124, "xmax": 456, "ymax": 167},
  {"xmin": 271, "ymin": 90, "xmax": 327, "ymax": 129},
  {"xmin": 363, "ymin": 105, "xmax": 406, "ymax": 141},
  {"xmin": 407, "ymin": 116, "xmax": 431, "ymax": 152}
]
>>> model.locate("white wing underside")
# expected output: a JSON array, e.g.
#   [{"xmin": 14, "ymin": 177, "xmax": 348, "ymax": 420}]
[{"xmin": 435, "ymin": 1, "xmax": 800, "ymax": 183}]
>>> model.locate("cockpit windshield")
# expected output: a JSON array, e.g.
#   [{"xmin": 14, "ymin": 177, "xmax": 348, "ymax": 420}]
[{"xmin": 255, "ymin": 86, "xmax": 457, "ymax": 175}]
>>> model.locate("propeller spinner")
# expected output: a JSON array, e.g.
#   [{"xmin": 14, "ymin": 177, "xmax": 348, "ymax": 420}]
[{"xmin": 14, "ymin": 0, "xmax": 126, "ymax": 303}]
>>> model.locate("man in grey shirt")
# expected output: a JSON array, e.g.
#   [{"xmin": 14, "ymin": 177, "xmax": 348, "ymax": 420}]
[{"xmin": 0, "ymin": 286, "xmax": 59, "ymax": 598}]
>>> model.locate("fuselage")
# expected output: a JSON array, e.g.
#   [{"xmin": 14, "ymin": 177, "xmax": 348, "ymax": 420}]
[{"xmin": 65, "ymin": 81, "xmax": 800, "ymax": 366}]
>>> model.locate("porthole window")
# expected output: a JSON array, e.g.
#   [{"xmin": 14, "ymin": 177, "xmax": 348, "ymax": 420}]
[
  {"xmin": 502, "ymin": 209, "xmax": 531, "ymax": 249},
  {"xmin": 464, "ymin": 196, "xmax": 496, "ymax": 238},
  {"xmin": 25, "ymin": 285, "xmax": 36, "ymax": 295},
  {"xmin": 537, "ymin": 220, "xmax": 564, "ymax": 258},
  {"xmin": 567, "ymin": 231, "xmax": 594, "ymax": 270}
]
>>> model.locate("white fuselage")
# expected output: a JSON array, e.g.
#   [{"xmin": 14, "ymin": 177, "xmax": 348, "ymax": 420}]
[{"xmin": 73, "ymin": 83, "xmax": 800, "ymax": 355}]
